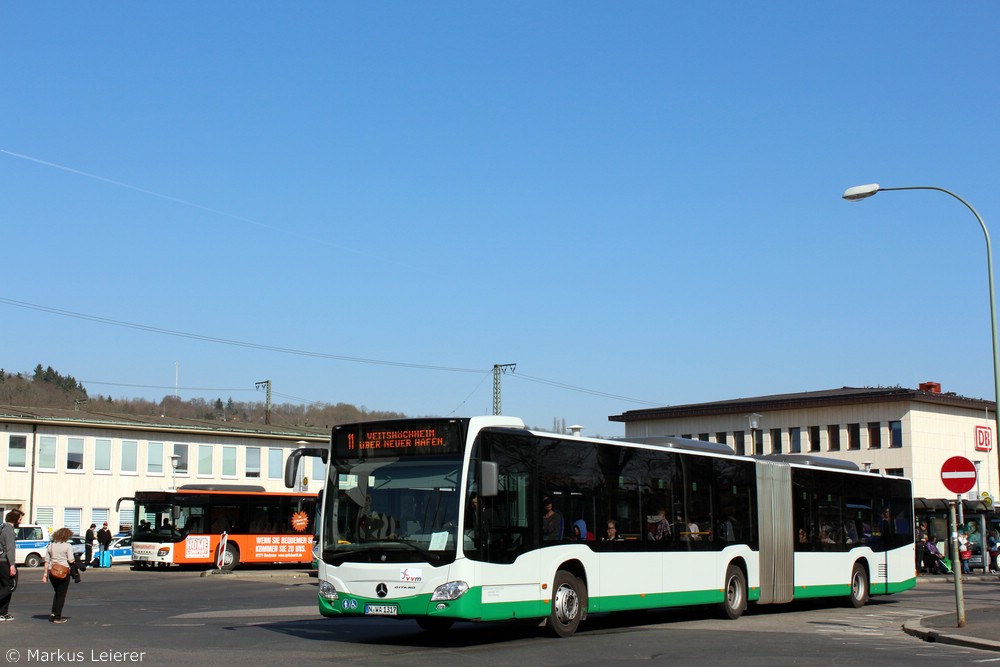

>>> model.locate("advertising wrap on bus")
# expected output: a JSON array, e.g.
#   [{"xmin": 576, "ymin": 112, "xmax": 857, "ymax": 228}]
[
  {"xmin": 289, "ymin": 416, "xmax": 916, "ymax": 637},
  {"xmin": 119, "ymin": 485, "xmax": 317, "ymax": 571}
]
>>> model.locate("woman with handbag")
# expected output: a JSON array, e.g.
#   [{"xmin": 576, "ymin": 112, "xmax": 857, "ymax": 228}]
[{"xmin": 42, "ymin": 528, "xmax": 75, "ymax": 624}]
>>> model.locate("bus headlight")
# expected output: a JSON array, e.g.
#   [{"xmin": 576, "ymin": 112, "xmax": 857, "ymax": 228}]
[
  {"xmin": 157, "ymin": 547, "xmax": 170, "ymax": 557},
  {"xmin": 431, "ymin": 581, "xmax": 469, "ymax": 601},
  {"xmin": 319, "ymin": 581, "xmax": 339, "ymax": 601}
]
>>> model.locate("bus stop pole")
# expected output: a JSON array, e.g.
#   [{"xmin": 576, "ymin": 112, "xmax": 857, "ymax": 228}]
[{"xmin": 949, "ymin": 498, "xmax": 966, "ymax": 627}]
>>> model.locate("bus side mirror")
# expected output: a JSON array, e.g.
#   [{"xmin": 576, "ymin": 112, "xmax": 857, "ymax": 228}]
[
  {"xmin": 284, "ymin": 446, "xmax": 329, "ymax": 489},
  {"xmin": 481, "ymin": 462, "xmax": 499, "ymax": 497}
]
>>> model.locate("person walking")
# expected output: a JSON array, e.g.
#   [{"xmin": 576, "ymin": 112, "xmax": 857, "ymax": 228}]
[
  {"xmin": 84, "ymin": 524, "xmax": 96, "ymax": 568},
  {"xmin": 0, "ymin": 510, "xmax": 24, "ymax": 622},
  {"xmin": 42, "ymin": 527, "xmax": 76, "ymax": 623}
]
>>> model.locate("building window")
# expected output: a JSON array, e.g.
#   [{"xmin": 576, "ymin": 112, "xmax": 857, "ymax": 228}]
[
  {"xmin": 770, "ymin": 428, "xmax": 782, "ymax": 454},
  {"xmin": 198, "ymin": 444, "xmax": 213, "ymax": 477},
  {"xmin": 734, "ymin": 431, "xmax": 745, "ymax": 456},
  {"xmin": 95, "ymin": 438, "xmax": 112, "ymax": 473},
  {"xmin": 246, "ymin": 447, "xmax": 261, "ymax": 478},
  {"xmin": 67, "ymin": 437, "xmax": 84, "ymax": 471},
  {"xmin": 38, "ymin": 436, "xmax": 56, "ymax": 470},
  {"xmin": 698, "ymin": 433, "xmax": 709, "ymax": 442},
  {"xmin": 7, "ymin": 435, "xmax": 27, "ymax": 469},
  {"xmin": 889, "ymin": 420, "xmax": 903, "ymax": 448},
  {"xmin": 268, "ymin": 448, "xmax": 283, "ymax": 480},
  {"xmin": 148, "ymin": 442, "xmax": 164, "ymax": 474},
  {"xmin": 867, "ymin": 422, "xmax": 881, "ymax": 449},
  {"xmin": 173, "ymin": 444, "xmax": 189, "ymax": 474},
  {"xmin": 35, "ymin": 507, "xmax": 54, "ymax": 532},
  {"xmin": 885, "ymin": 468, "xmax": 904, "ymax": 477},
  {"xmin": 121, "ymin": 440, "xmax": 138, "ymax": 474},
  {"xmin": 789, "ymin": 427, "xmax": 801, "ymax": 454},
  {"xmin": 753, "ymin": 430, "xmax": 764, "ymax": 455},
  {"xmin": 715, "ymin": 432, "xmax": 728, "ymax": 446},
  {"xmin": 809, "ymin": 426, "xmax": 821, "ymax": 452},
  {"xmin": 222, "ymin": 447, "xmax": 237, "ymax": 478},
  {"xmin": 847, "ymin": 424, "xmax": 861, "ymax": 451},
  {"xmin": 312, "ymin": 456, "xmax": 326, "ymax": 485},
  {"xmin": 827, "ymin": 425, "xmax": 840, "ymax": 452},
  {"xmin": 64, "ymin": 508, "xmax": 82, "ymax": 535}
]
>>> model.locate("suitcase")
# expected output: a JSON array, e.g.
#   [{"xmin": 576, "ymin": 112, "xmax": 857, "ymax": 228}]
[{"xmin": 98, "ymin": 551, "xmax": 112, "ymax": 568}]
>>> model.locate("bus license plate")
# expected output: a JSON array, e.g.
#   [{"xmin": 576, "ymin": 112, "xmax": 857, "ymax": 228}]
[{"xmin": 365, "ymin": 604, "xmax": 397, "ymax": 616}]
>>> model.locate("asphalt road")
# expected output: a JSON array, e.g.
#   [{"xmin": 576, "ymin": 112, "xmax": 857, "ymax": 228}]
[{"xmin": 1, "ymin": 566, "xmax": 998, "ymax": 666}]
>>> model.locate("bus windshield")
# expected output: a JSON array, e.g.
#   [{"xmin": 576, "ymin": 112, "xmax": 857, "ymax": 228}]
[{"xmin": 322, "ymin": 455, "xmax": 463, "ymax": 565}]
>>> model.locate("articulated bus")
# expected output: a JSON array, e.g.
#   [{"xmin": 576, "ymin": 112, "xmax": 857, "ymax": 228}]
[
  {"xmin": 117, "ymin": 485, "xmax": 317, "ymax": 570},
  {"xmin": 284, "ymin": 416, "xmax": 915, "ymax": 637}
]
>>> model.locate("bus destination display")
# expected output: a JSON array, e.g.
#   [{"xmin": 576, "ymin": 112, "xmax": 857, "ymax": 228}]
[{"xmin": 332, "ymin": 421, "xmax": 465, "ymax": 458}]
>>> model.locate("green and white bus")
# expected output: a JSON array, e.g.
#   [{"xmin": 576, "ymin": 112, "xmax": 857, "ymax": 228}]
[{"xmin": 285, "ymin": 416, "xmax": 915, "ymax": 637}]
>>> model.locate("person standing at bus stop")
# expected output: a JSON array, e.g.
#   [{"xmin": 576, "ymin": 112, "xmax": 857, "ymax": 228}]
[
  {"xmin": 0, "ymin": 509, "xmax": 24, "ymax": 621},
  {"xmin": 84, "ymin": 524, "xmax": 96, "ymax": 568},
  {"xmin": 97, "ymin": 522, "xmax": 113, "ymax": 559}
]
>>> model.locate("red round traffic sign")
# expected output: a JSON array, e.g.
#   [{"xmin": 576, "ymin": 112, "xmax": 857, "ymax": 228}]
[{"xmin": 941, "ymin": 456, "xmax": 978, "ymax": 494}]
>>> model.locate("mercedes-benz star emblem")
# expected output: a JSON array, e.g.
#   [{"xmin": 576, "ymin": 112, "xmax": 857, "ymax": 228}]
[{"xmin": 376, "ymin": 583, "xmax": 388, "ymax": 598}]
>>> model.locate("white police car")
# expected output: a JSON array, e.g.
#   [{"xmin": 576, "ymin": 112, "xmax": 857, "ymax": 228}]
[
  {"xmin": 107, "ymin": 536, "xmax": 132, "ymax": 563},
  {"xmin": 14, "ymin": 524, "xmax": 50, "ymax": 568}
]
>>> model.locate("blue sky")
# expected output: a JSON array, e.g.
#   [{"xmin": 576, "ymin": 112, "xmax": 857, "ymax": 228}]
[{"xmin": 2, "ymin": 3, "xmax": 999, "ymax": 436}]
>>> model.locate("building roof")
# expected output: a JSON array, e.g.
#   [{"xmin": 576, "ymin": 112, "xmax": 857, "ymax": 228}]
[
  {"xmin": 609, "ymin": 385, "xmax": 996, "ymax": 423},
  {"xmin": 0, "ymin": 404, "xmax": 329, "ymax": 442}
]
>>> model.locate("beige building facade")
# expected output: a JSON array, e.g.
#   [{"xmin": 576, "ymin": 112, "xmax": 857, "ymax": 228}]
[
  {"xmin": 0, "ymin": 406, "xmax": 328, "ymax": 534},
  {"xmin": 611, "ymin": 383, "xmax": 998, "ymax": 504}
]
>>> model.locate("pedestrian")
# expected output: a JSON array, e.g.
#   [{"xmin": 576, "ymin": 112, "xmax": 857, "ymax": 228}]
[
  {"xmin": 42, "ymin": 527, "xmax": 76, "ymax": 624},
  {"xmin": 0, "ymin": 509, "xmax": 25, "ymax": 621},
  {"xmin": 84, "ymin": 524, "xmax": 96, "ymax": 568},
  {"xmin": 97, "ymin": 522, "xmax": 113, "ymax": 557}
]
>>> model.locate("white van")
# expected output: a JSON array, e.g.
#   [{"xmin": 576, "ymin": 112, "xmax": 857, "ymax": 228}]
[{"xmin": 14, "ymin": 524, "xmax": 50, "ymax": 567}]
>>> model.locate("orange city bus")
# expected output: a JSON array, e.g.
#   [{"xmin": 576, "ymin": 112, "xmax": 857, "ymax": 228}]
[{"xmin": 117, "ymin": 485, "xmax": 318, "ymax": 570}]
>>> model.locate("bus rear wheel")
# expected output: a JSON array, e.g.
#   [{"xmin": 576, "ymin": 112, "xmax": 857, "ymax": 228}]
[
  {"xmin": 848, "ymin": 562, "xmax": 869, "ymax": 608},
  {"xmin": 719, "ymin": 563, "xmax": 747, "ymax": 620},
  {"xmin": 548, "ymin": 570, "xmax": 585, "ymax": 637}
]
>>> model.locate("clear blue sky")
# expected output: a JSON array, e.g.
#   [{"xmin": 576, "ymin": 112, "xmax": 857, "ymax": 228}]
[{"xmin": 2, "ymin": 3, "xmax": 998, "ymax": 436}]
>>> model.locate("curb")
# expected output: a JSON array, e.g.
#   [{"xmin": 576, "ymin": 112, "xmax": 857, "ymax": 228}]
[
  {"xmin": 200, "ymin": 568, "xmax": 316, "ymax": 579},
  {"xmin": 903, "ymin": 610, "xmax": 1000, "ymax": 653}
]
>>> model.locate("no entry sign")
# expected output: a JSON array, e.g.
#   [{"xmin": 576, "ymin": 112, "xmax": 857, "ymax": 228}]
[{"xmin": 941, "ymin": 456, "xmax": 978, "ymax": 495}]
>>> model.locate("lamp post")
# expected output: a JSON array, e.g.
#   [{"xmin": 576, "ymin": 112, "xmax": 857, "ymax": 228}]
[
  {"xmin": 748, "ymin": 413, "xmax": 762, "ymax": 455},
  {"xmin": 843, "ymin": 184, "xmax": 1000, "ymax": 468},
  {"xmin": 845, "ymin": 184, "xmax": 995, "ymax": 628},
  {"xmin": 169, "ymin": 454, "xmax": 180, "ymax": 491}
]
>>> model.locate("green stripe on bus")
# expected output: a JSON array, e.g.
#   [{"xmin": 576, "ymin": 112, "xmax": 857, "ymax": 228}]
[{"xmin": 317, "ymin": 578, "xmax": 916, "ymax": 620}]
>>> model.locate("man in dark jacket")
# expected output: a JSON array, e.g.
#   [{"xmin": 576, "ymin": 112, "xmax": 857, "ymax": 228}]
[
  {"xmin": 84, "ymin": 524, "xmax": 97, "ymax": 567},
  {"xmin": 97, "ymin": 522, "xmax": 113, "ymax": 556},
  {"xmin": 0, "ymin": 509, "xmax": 24, "ymax": 621}
]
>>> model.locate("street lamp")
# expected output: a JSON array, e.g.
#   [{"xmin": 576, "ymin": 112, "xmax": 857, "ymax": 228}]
[
  {"xmin": 169, "ymin": 454, "xmax": 180, "ymax": 491},
  {"xmin": 843, "ymin": 184, "xmax": 1000, "ymax": 471},
  {"xmin": 748, "ymin": 413, "xmax": 762, "ymax": 455}
]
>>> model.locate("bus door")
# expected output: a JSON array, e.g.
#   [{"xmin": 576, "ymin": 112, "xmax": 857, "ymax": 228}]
[{"xmin": 755, "ymin": 461, "xmax": 793, "ymax": 604}]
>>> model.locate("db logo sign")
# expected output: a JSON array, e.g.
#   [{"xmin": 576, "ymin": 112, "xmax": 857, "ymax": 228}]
[{"xmin": 976, "ymin": 425, "xmax": 993, "ymax": 452}]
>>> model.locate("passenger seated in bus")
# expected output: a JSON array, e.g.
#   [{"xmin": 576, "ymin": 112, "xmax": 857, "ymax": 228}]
[
  {"xmin": 570, "ymin": 520, "xmax": 593, "ymax": 541},
  {"xmin": 603, "ymin": 520, "xmax": 624, "ymax": 541},
  {"xmin": 541, "ymin": 496, "xmax": 563, "ymax": 541},
  {"xmin": 649, "ymin": 509, "xmax": 670, "ymax": 541}
]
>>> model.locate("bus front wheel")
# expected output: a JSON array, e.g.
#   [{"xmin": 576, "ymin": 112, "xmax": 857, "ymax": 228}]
[
  {"xmin": 848, "ymin": 562, "xmax": 869, "ymax": 608},
  {"xmin": 719, "ymin": 563, "xmax": 747, "ymax": 620},
  {"xmin": 220, "ymin": 543, "xmax": 240, "ymax": 571},
  {"xmin": 548, "ymin": 570, "xmax": 585, "ymax": 638}
]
